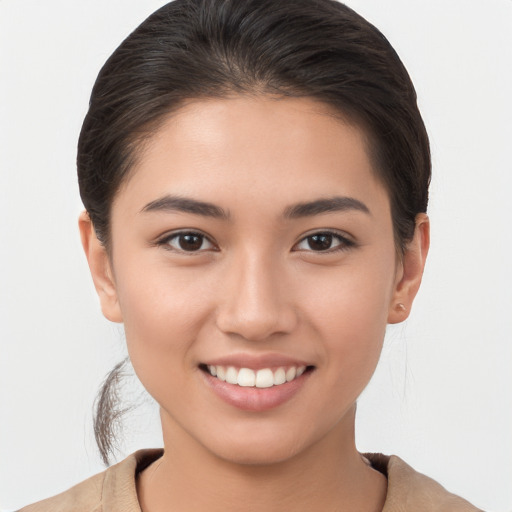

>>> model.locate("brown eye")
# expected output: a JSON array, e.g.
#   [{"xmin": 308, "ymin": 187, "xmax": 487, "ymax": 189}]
[
  {"xmin": 307, "ymin": 234, "xmax": 334, "ymax": 251},
  {"xmin": 179, "ymin": 234, "xmax": 203, "ymax": 251},
  {"xmin": 163, "ymin": 232, "xmax": 214, "ymax": 252},
  {"xmin": 294, "ymin": 231, "xmax": 354, "ymax": 253}
]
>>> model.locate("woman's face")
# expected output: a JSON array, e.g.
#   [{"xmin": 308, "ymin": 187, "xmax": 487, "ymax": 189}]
[{"xmin": 87, "ymin": 96, "xmax": 422, "ymax": 465}]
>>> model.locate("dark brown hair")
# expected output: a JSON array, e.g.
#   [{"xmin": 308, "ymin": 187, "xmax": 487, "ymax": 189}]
[{"xmin": 78, "ymin": 0, "xmax": 431, "ymax": 465}]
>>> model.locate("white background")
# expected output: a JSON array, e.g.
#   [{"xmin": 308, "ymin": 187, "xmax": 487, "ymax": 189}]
[{"xmin": 1, "ymin": 1, "xmax": 511, "ymax": 510}]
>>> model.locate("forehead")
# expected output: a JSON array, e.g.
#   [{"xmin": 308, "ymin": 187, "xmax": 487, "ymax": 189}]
[{"xmin": 114, "ymin": 95, "xmax": 390, "ymax": 218}]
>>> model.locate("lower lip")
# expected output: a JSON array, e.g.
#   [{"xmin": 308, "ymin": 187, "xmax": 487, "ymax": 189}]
[{"xmin": 201, "ymin": 370, "xmax": 311, "ymax": 412}]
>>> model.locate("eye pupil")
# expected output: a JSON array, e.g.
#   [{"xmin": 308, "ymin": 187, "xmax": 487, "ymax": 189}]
[
  {"xmin": 308, "ymin": 234, "xmax": 332, "ymax": 251},
  {"xmin": 179, "ymin": 234, "xmax": 203, "ymax": 251}
]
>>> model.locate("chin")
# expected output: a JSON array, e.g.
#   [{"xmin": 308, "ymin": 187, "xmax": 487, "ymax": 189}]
[
  {"xmin": 197, "ymin": 421, "xmax": 320, "ymax": 467},
  {"xmin": 214, "ymin": 439, "xmax": 304, "ymax": 467}
]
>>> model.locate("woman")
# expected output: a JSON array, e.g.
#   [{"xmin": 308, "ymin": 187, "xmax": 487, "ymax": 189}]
[{"xmin": 7, "ymin": 0, "xmax": 493, "ymax": 510}]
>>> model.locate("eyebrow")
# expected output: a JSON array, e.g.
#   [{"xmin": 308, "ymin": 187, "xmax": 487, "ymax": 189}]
[
  {"xmin": 140, "ymin": 194, "xmax": 370, "ymax": 220},
  {"xmin": 283, "ymin": 196, "xmax": 370, "ymax": 219},
  {"xmin": 141, "ymin": 195, "xmax": 230, "ymax": 219}
]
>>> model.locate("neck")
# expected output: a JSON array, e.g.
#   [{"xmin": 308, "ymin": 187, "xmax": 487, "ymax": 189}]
[{"xmin": 137, "ymin": 405, "xmax": 387, "ymax": 512}]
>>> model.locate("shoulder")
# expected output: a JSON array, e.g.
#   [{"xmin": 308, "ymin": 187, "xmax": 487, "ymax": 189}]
[
  {"xmin": 364, "ymin": 453, "xmax": 484, "ymax": 512},
  {"xmin": 17, "ymin": 471, "xmax": 105, "ymax": 512},
  {"xmin": 18, "ymin": 449, "xmax": 164, "ymax": 512}
]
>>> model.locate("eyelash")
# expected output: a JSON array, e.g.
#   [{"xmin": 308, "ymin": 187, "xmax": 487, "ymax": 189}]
[
  {"xmin": 156, "ymin": 230, "xmax": 217, "ymax": 254},
  {"xmin": 155, "ymin": 230, "xmax": 355, "ymax": 254},
  {"xmin": 293, "ymin": 230, "xmax": 355, "ymax": 254}
]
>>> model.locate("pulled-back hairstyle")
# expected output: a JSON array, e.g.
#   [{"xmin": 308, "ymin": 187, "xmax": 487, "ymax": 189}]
[{"xmin": 78, "ymin": 0, "xmax": 431, "ymax": 465}]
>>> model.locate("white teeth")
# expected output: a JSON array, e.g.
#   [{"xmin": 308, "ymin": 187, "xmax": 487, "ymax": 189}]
[
  {"xmin": 285, "ymin": 367, "xmax": 296, "ymax": 382},
  {"xmin": 216, "ymin": 366, "xmax": 226, "ymax": 381},
  {"xmin": 273, "ymin": 367, "xmax": 286, "ymax": 385},
  {"xmin": 255, "ymin": 369, "xmax": 274, "ymax": 388},
  {"xmin": 206, "ymin": 364, "xmax": 308, "ymax": 388},
  {"xmin": 225, "ymin": 366, "xmax": 238, "ymax": 385},
  {"xmin": 237, "ymin": 368, "xmax": 256, "ymax": 387}
]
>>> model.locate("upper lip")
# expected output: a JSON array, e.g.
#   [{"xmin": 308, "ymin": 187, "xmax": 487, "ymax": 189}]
[{"xmin": 201, "ymin": 353, "xmax": 312, "ymax": 370}]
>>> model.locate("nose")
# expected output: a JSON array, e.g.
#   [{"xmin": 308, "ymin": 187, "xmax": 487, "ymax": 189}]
[{"xmin": 215, "ymin": 251, "xmax": 298, "ymax": 341}]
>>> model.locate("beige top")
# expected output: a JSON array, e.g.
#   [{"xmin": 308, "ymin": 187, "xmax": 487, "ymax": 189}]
[{"xmin": 20, "ymin": 449, "xmax": 482, "ymax": 511}]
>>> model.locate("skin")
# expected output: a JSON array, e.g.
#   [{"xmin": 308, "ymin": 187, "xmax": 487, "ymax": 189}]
[{"xmin": 80, "ymin": 96, "xmax": 429, "ymax": 512}]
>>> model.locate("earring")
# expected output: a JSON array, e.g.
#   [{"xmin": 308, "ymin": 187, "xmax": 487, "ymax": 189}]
[{"xmin": 395, "ymin": 303, "xmax": 406, "ymax": 312}]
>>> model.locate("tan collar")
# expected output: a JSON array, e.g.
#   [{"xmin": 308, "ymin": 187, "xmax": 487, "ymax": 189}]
[
  {"xmin": 364, "ymin": 452, "xmax": 482, "ymax": 511},
  {"xmin": 29, "ymin": 448, "xmax": 480, "ymax": 511}
]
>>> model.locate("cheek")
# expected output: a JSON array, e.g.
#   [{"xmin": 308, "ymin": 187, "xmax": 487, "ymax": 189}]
[
  {"xmin": 112, "ymin": 254, "xmax": 216, "ymax": 380},
  {"xmin": 302, "ymin": 254, "xmax": 396, "ymax": 373},
  {"xmin": 115, "ymin": 271, "xmax": 218, "ymax": 416}
]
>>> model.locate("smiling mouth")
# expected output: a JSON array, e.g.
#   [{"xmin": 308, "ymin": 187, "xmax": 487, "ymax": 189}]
[{"xmin": 199, "ymin": 364, "xmax": 314, "ymax": 388}]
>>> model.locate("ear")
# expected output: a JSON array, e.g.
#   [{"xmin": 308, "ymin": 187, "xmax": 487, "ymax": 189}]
[
  {"xmin": 387, "ymin": 213, "xmax": 430, "ymax": 324},
  {"xmin": 78, "ymin": 211, "xmax": 123, "ymax": 323}
]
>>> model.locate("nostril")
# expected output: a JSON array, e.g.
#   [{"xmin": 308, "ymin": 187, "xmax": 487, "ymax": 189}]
[
  {"xmin": 215, "ymin": 308, "xmax": 298, "ymax": 342},
  {"xmin": 215, "ymin": 271, "xmax": 298, "ymax": 340}
]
